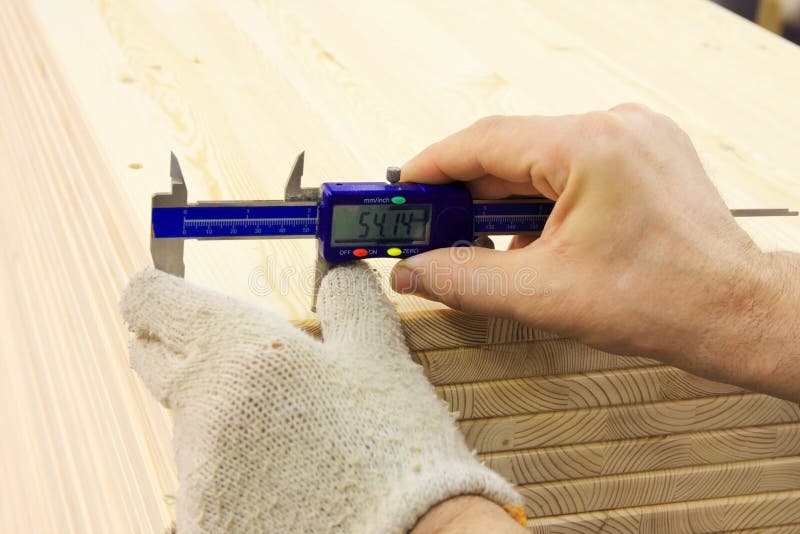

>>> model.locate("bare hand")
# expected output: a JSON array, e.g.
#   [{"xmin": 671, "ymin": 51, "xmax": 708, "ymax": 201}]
[{"xmin": 391, "ymin": 105, "xmax": 800, "ymax": 401}]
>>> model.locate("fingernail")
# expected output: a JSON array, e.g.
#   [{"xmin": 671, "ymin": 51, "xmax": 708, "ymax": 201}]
[{"xmin": 391, "ymin": 261, "xmax": 424, "ymax": 295}]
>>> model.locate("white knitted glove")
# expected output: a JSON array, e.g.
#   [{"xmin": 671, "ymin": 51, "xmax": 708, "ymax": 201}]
[{"xmin": 121, "ymin": 262, "xmax": 522, "ymax": 533}]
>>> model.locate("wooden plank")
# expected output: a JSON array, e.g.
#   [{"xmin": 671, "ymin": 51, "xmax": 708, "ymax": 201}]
[
  {"xmin": 727, "ymin": 524, "xmax": 800, "ymax": 533},
  {"xmin": 440, "ymin": 365, "xmax": 741, "ymax": 419},
  {"xmin": 482, "ymin": 423, "xmax": 800, "ymax": 485},
  {"xmin": 297, "ymin": 310, "xmax": 559, "ymax": 352},
  {"xmin": 527, "ymin": 490, "xmax": 800, "ymax": 533},
  {"xmin": 302, "ymin": 320, "xmax": 659, "ymax": 385},
  {"xmin": 728, "ymin": 525, "xmax": 800, "ymax": 534},
  {"xmin": 461, "ymin": 394, "xmax": 800, "ymax": 453},
  {"xmin": 416, "ymin": 340, "xmax": 657, "ymax": 385},
  {"xmin": 0, "ymin": 2, "xmax": 175, "ymax": 531},
  {"xmin": 521, "ymin": 456, "xmax": 800, "ymax": 516}
]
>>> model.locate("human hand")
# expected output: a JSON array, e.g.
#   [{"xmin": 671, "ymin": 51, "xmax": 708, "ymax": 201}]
[
  {"xmin": 391, "ymin": 106, "xmax": 800, "ymax": 400},
  {"xmin": 120, "ymin": 263, "xmax": 522, "ymax": 533}
]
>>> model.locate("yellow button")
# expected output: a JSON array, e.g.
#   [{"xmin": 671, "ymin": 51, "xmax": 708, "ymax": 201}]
[{"xmin": 387, "ymin": 247, "xmax": 402, "ymax": 257}]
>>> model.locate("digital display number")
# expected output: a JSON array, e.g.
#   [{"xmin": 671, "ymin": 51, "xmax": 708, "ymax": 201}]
[{"xmin": 331, "ymin": 204, "xmax": 431, "ymax": 245}]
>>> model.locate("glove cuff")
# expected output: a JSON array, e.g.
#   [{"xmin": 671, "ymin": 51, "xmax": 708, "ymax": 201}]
[{"xmin": 372, "ymin": 458, "xmax": 524, "ymax": 533}]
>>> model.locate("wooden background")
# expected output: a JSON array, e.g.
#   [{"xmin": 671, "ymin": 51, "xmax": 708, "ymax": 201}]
[{"xmin": 1, "ymin": 0, "xmax": 799, "ymax": 532}]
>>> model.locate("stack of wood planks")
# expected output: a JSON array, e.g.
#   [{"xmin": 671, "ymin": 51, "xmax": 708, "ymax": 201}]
[
  {"xmin": 412, "ymin": 315, "xmax": 800, "ymax": 531},
  {"xmin": 1, "ymin": 0, "xmax": 799, "ymax": 532},
  {"xmin": 302, "ymin": 306, "xmax": 800, "ymax": 531}
]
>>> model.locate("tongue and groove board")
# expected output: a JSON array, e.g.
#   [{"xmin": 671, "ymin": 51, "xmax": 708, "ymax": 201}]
[{"xmin": 1, "ymin": 0, "xmax": 799, "ymax": 532}]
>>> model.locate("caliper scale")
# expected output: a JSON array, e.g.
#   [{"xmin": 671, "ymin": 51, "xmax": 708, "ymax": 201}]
[{"xmin": 150, "ymin": 152, "xmax": 798, "ymax": 306}]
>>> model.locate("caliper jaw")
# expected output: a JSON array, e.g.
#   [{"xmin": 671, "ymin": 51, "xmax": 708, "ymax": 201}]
[
  {"xmin": 151, "ymin": 152, "xmax": 329, "ymax": 311},
  {"xmin": 150, "ymin": 152, "xmax": 188, "ymax": 277},
  {"xmin": 283, "ymin": 152, "xmax": 329, "ymax": 311}
]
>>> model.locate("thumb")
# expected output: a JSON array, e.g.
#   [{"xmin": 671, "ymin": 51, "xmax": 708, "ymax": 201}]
[{"xmin": 390, "ymin": 246, "xmax": 550, "ymax": 319}]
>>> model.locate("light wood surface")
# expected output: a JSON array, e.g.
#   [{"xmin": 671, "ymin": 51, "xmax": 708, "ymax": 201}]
[{"xmin": 1, "ymin": 0, "xmax": 799, "ymax": 532}]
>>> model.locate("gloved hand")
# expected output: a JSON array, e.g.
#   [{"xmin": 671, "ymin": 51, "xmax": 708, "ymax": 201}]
[{"xmin": 120, "ymin": 262, "xmax": 522, "ymax": 533}]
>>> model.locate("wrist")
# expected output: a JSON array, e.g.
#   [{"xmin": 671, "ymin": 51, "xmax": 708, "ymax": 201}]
[
  {"xmin": 695, "ymin": 248, "xmax": 800, "ymax": 400},
  {"xmin": 411, "ymin": 496, "xmax": 526, "ymax": 534},
  {"xmin": 748, "ymin": 251, "xmax": 800, "ymax": 399}
]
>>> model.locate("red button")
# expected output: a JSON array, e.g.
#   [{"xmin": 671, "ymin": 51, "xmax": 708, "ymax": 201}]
[{"xmin": 353, "ymin": 248, "xmax": 368, "ymax": 258}]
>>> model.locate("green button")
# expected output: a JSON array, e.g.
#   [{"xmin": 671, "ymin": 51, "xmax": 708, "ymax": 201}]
[
  {"xmin": 391, "ymin": 196, "xmax": 406, "ymax": 205},
  {"xmin": 387, "ymin": 247, "xmax": 402, "ymax": 257}
]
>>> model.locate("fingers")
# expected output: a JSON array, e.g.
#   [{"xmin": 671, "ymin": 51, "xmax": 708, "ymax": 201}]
[
  {"xmin": 121, "ymin": 268, "xmax": 226, "ymax": 348},
  {"xmin": 401, "ymin": 115, "xmax": 574, "ymax": 200},
  {"xmin": 316, "ymin": 262, "xmax": 407, "ymax": 353},
  {"xmin": 390, "ymin": 245, "xmax": 553, "ymax": 321},
  {"xmin": 121, "ymin": 268, "xmax": 295, "ymax": 351},
  {"xmin": 123, "ymin": 269, "xmax": 318, "ymax": 405},
  {"xmin": 465, "ymin": 175, "xmax": 542, "ymax": 199}
]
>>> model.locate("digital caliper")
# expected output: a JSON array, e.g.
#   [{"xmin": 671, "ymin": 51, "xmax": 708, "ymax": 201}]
[
  {"xmin": 150, "ymin": 152, "xmax": 797, "ymax": 304},
  {"xmin": 150, "ymin": 152, "xmax": 559, "ymax": 275}
]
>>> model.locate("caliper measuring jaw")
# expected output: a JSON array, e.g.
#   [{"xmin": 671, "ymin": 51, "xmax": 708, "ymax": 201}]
[
  {"xmin": 151, "ymin": 153, "xmax": 188, "ymax": 277},
  {"xmin": 150, "ymin": 152, "xmax": 330, "ymax": 311}
]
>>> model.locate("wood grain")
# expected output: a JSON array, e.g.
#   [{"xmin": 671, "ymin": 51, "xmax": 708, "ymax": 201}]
[
  {"xmin": 482, "ymin": 423, "xmax": 800, "ymax": 485},
  {"xmin": 2, "ymin": 0, "xmax": 799, "ymax": 531},
  {"xmin": 0, "ymin": 1, "xmax": 175, "ymax": 531},
  {"xmin": 460, "ymin": 394, "xmax": 800, "ymax": 453},
  {"xmin": 729, "ymin": 524, "xmax": 800, "ymax": 534},
  {"xmin": 415, "ymin": 339, "xmax": 657, "ymax": 386},
  {"xmin": 526, "ymin": 490, "xmax": 800, "ymax": 533},
  {"xmin": 520, "ymin": 456, "xmax": 800, "ymax": 516},
  {"xmin": 440, "ymin": 365, "xmax": 741, "ymax": 419},
  {"xmin": 299, "ymin": 310, "xmax": 560, "ymax": 352},
  {"xmin": 301, "ymin": 319, "xmax": 659, "ymax": 385}
]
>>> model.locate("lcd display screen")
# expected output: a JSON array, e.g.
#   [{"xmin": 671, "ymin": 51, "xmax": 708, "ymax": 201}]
[{"xmin": 331, "ymin": 204, "xmax": 431, "ymax": 245}]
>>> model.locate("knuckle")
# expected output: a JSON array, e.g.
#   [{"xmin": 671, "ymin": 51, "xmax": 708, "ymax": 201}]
[
  {"xmin": 577, "ymin": 111, "xmax": 635, "ymax": 158},
  {"xmin": 612, "ymin": 104, "xmax": 692, "ymax": 149},
  {"xmin": 611, "ymin": 102, "xmax": 678, "ymax": 135},
  {"xmin": 654, "ymin": 111, "xmax": 688, "ymax": 137},
  {"xmin": 611, "ymin": 102, "xmax": 652, "ymax": 116},
  {"xmin": 472, "ymin": 115, "xmax": 508, "ymax": 164},
  {"xmin": 473, "ymin": 114, "xmax": 507, "ymax": 141},
  {"xmin": 579, "ymin": 110, "xmax": 627, "ymax": 138},
  {"xmin": 474, "ymin": 114, "xmax": 504, "ymax": 130}
]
